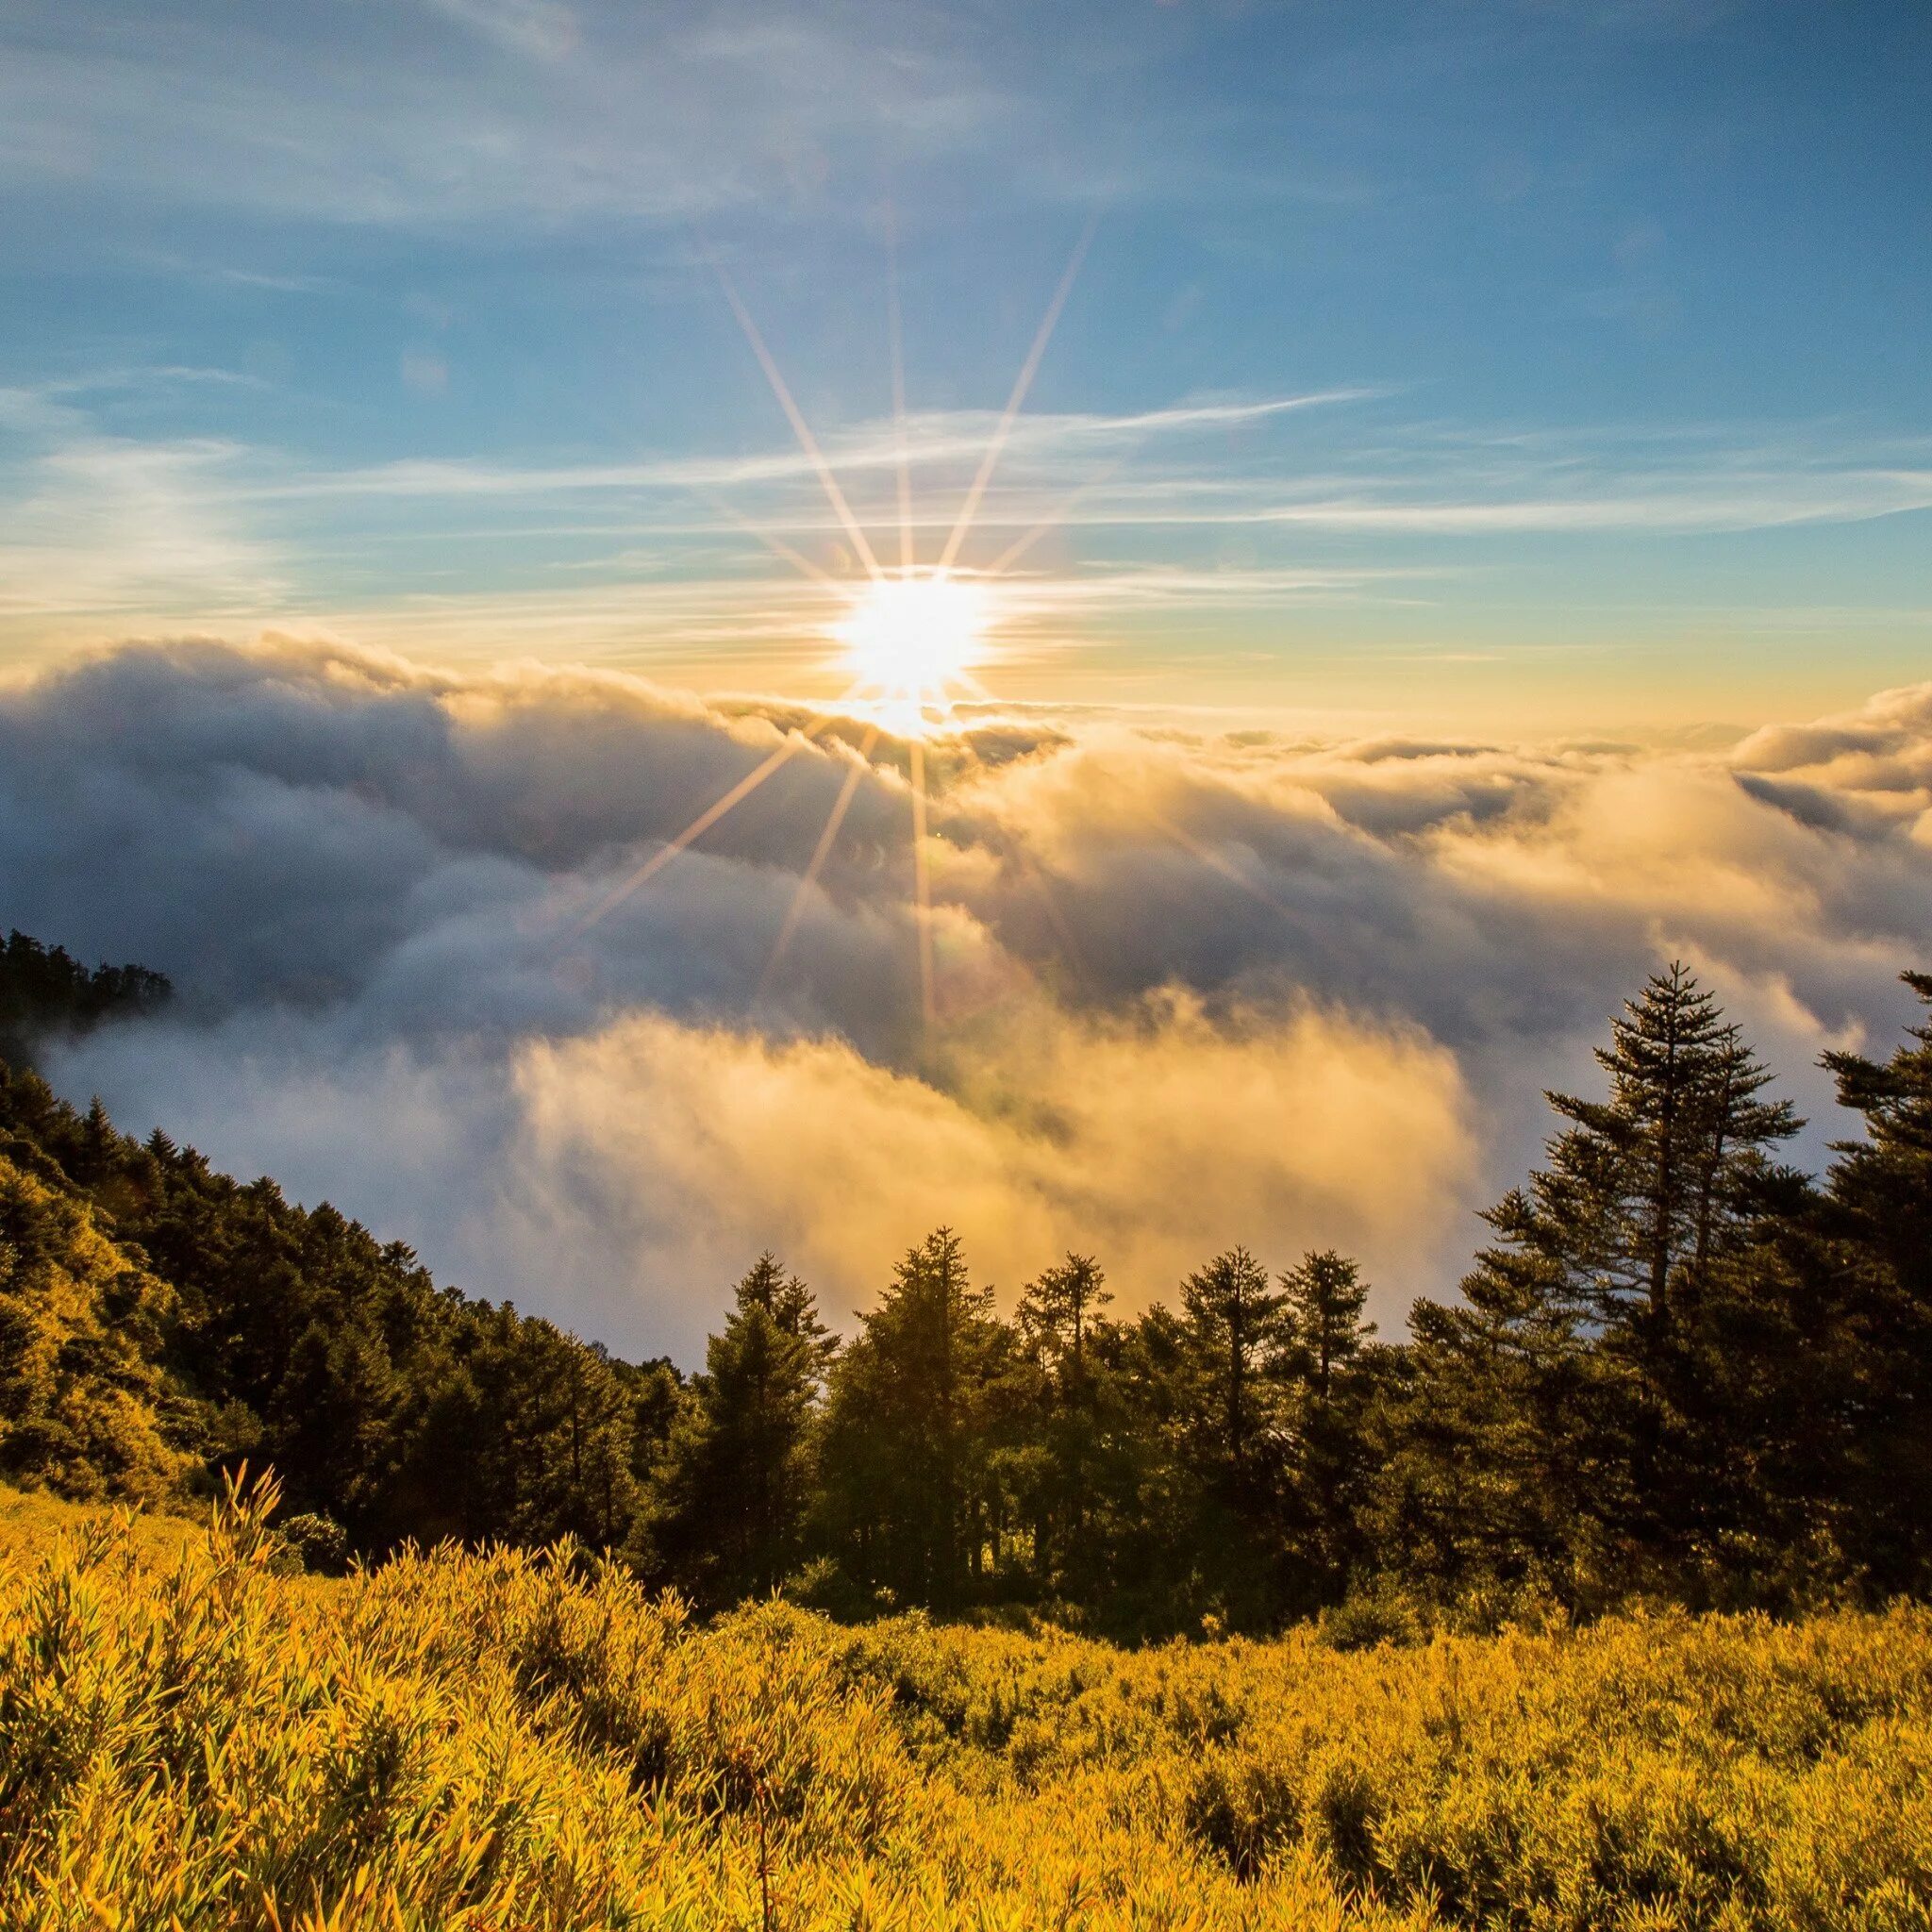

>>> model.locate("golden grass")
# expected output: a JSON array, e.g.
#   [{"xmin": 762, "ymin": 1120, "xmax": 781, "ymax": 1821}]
[
  {"xmin": 0, "ymin": 1479, "xmax": 1926, "ymax": 1930},
  {"xmin": 0, "ymin": 1476, "xmax": 199, "ymax": 1577}
]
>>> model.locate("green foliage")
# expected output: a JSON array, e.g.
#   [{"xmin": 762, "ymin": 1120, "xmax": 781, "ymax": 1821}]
[
  {"xmin": 648, "ymin": 1255, "xmax": 832, "ymax": 1606},
  {"xmin": 1013, "ymin": 1253, "xmax": 1114, "ymax": 1593},
  {"xmin": 818, "ymin": 1228, "xmax": 1024, "ymax": 1610},
  {"xmin": 0, "ymin": 1054, "xmax": 681, "ymax": 1559},
  {"xmin": 1178, "ymin": 1245, "xmax": 1291, "ymax": 1508},
  {"xmin": 276, "ymin": 1510, "xmax": 351, "ymax": 1575},
  {"xmin": 0, "ymin": 1152, "xmax": 194, "ymax": 1502},
  {"xmin": 1384, "ymin": 963, "xmax": 1821, "ymax": 1606}
]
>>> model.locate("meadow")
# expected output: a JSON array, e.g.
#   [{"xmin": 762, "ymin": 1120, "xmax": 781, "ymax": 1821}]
[{"xmin": 3, "ymin": 1479, "xmax": 1928, "ymax": 1932}]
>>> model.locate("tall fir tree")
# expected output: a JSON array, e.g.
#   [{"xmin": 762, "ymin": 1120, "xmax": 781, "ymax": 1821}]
[
  {"xmin": 1016, "ymin": 1253, "xmax": 1114, "ymax": 1589},
  {"xmin": 1281, "ymin": 1250, "xmax": 1373, "ymax": 1399},
  {"xmin": 1546, "ymin": 961, "xmax": 1799, "ymax": 1351},
  {"xmin": 1279, "ymin": 1250, "xmax": 1378, "ymax": 1587},
  {"xmin": 647, "ymin": 1255, "xmax": 832, "ymax": 1606},
  {"xmin": 1813, "ymin": 972, "xmax": 1932, "ymax": 1591},
  {"xmin": 1178, "ymin": 1247, "xmax": 1292, "ymax": 1537},
  {"xmin": 732, "ymin": 1250, "xmax": 840, "ymax": 1377},
  {"xmin": 1386, "ymin": 965, "xmax": 1799, "ymax": 1598},
  {"xmin": 1105, "ymin": 1249, "xmax": 1302, "ymax": 1625},
  {"xmin": 817, "ymin": 1228, "xmax": 1013, "ymax": 1607}
]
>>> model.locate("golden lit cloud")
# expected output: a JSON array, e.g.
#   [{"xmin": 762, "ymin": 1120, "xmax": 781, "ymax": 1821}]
[
  {"xmin": 12, "ymin": 639, "xmax": 1932, "ymax": 1359},
  {"xmin": 507, "ymin": 992, "xmax": 1475, "ymax": 1335}
]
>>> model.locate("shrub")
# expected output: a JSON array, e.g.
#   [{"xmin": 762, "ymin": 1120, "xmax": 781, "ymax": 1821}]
[
  {"xmin": 2, "ymin": 1478, "xmax": 1929, "ymax": 1930},
  {"xmin": 276, "ymin": 1510, "xmax": 351, "ymax": 1575}
]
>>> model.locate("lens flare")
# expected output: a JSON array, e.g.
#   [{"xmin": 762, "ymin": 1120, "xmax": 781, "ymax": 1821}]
[
  {"xmin": 600, "ymin": 220, "xmax": 1096, "ymax": 1037},
  {"xmin": 835, "ymin": 572, "xmax": 991, "ymax": 724}
]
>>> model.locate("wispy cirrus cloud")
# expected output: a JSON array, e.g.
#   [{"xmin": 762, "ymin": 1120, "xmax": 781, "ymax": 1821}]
[
  {"xmin": 0, "ymin": 0, "xmax": 1034, "ymax": 227},
  {"xmin": 0, "ymin": 389, "xmax": 282, "ymax": 623},
  {"xmin": 223, "ymin": 404, "xmax": 1932, "ymax": 547},
  {"xmin": 4, "ymin": 370, "xmax": 1925, "ymax": 683}
]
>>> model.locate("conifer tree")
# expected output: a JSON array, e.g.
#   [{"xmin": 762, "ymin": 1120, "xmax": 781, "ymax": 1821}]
[
  {"xmin": 1180, "ymin": 1247, "xmax": 1291, "ymax": 1513},
  {"xmin": 1279, "ymin": 1250, "xmax": 1378, "ymax": 1583},
  {"xmin": 1548, "ymin": 961, "xmax": 1799, "ymax": 1349},
  {"xmin": 1017, "ymin": 1253, "xmax": 1114, "ymax": 1584},
  {"xmin": 1812, "ymin": 972, "xmax": 1932, "ymax": 1589},
  {"xmin": 647, "ymin": 1255, "xmax": 831, "ymax": 1605},
  {"xmin": 817, "ymin": 1228, "xmax": 1011, "ymax": 1607},
  {"xmin": 1281, "ymin": 1250, "xmax": 1373, "ymax": 1399},
  {"xmin": 1388, "ymin": 964, "xmax": 1798, "ymax": 1597},
  {"xmin": 1824, "ymin": 971, "xmax": 1932, "ymax": 1304},
  {"xmin": 732, "ymin": 1250, "xmax": 840, "ymax": 1378},
  {"xmin": 1019, "ymin": 1253, "xmax": 1111, "ymax": 1389}
]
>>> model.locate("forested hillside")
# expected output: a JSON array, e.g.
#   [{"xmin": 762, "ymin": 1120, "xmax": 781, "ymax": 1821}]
[{"xmin": 3, "ymin": 930, "xmax": 1930, "ymax": 1635}]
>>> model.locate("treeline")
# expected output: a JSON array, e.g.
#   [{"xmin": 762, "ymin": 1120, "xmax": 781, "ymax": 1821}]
[
  {"xmin": 666, "ymin": 967, "xmax": 1932, "ymax": 1629},
  {"xmin": 1, "ymin": 943, "xmax": 1929, "ymax": 1634},
  {"xmin": 0, "ymin": 929, "xmax": 170, "ymax": 1066}
]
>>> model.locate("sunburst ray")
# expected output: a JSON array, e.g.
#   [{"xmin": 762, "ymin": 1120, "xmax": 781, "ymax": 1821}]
[
  {"xmin": 707, "ymin": 249, "xmax": 883, "ymax": 579},
  {"xmin": 909, "ymin": 734, "xmax": 936, "ymax": 1027},
  {"xmin": 757, "ymin": 724, "xmax": 880, "ymax": 1001},
  {"xmin": 569, "ymin": 703, "xmax": 856, "ymax": 937},
  {"xmin": 675, "ymin": 213, "xmax": 1118, "ymax": 1035},
  {"xmin": 1142, "ymin": 805, "xmax": 1291, "ymax": 915},
  {"xmin": 938, "ymin": 213, "xmax": 1099, "ymax": 573},
  {"xmin": 689, "ymin": 483, "xmax": 843, "ymax": 589}
]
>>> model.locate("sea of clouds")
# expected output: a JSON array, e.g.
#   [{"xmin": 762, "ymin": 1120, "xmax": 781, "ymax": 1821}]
[{"xmin": 6, "ymin": 636, "xmax": 1929, "ymax": 1360}]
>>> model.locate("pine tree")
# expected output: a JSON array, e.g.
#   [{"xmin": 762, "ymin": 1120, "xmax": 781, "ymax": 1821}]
[
  {"xmin": 1281, "ymin": 1251, "xmax": 1372, "ymax": 1400},
  {"xmin": 1379, "ymin": 1240, "xmax": 1612, "ymax": 1595},
  {"xmin": 1019, "ymin": 1253, "xmax": 1111, "ymax": 1390},
  {"xmin": 1017, "ymin": 1253, "xmax": 1114, "ymax": 1586},
  {"xmin": 1279, "ymin": 1251, "xmax": 1377, "ymax": 1587},
  {"xmin": 1553, "ymin": 961, "xmax": 1799, "ymax": 1351},
  {"xmin": 1824, "ymin": 971, "xmax": 1932, "ymax": 1305},
  {"xmin": 1812, "ymin": 971, "xmax": 1932, "ymax": 1590},
  {"xmin": 1179, "ymin": 1247, "xmax": 1291, "ymax": 1515},
  {"xmin": 732, "ymin": 1250, "xmax": 839, "ymax": 1378},
  {"xmin": 647, "ymin": 1256, "xmax": 832, "ymax": 1606},
  {"xmin": 1388, "ymin": 965, "xmax": 1798, "ymax": 1599},
  {"xmin": 817, "ymin": 1228, "xmax": 1011, "ymax": 1608}
]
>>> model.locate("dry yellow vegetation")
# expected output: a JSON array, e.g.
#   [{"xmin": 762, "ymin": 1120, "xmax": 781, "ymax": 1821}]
[{"xmin": 0, "ymin": 1481, "xmax": 1927, "ymax": 1931}]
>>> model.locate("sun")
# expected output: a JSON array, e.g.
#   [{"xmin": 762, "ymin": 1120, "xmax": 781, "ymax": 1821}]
[
  {"xmin": 578, "ymin": 223, "xmax": 1097, "ymax": 1023},
  {"xmin": 834, "ymin": 571, "xmax": 991, "ymax": 726}
]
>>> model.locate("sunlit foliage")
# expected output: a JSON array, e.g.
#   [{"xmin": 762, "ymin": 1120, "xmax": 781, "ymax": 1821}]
[{"xmin": 1, "ymin": 1478, "xmax": 1928, "ymax": 1930}]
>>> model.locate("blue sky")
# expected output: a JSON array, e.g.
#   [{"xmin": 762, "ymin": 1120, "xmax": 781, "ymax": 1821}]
[{"xmin": 3, "ymin": 0, "xmax": 1927, "ymax": 729}]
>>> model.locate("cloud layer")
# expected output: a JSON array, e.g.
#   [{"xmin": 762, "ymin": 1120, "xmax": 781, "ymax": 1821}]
[{"xmin": 8, "ymin": 638, "xmax": 1929, "ymax": 1359}]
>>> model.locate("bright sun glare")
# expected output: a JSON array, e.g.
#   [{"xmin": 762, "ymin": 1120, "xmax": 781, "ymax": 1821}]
[
  {"xmin": 581, "ymin": 222, "xmax": 1098, "ymax": 1022},
  {"xmin": 835, "ymin": 571, "xmax": 991, "ymax": 724}
]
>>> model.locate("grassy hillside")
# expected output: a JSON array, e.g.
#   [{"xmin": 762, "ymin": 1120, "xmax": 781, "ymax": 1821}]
[{"xmin": 1, "ymin": 1484, "xmax": 1927, "ymax": 1930}]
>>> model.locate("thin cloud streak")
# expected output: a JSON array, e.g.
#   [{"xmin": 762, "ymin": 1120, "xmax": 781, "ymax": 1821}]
[
  {"xmin": 239, "ymin": 391, "xmax": 1381, "ymax": 504},
  {"xmin": 4, "ymin": 372, "xmax": 1928, "ymax": 670}
]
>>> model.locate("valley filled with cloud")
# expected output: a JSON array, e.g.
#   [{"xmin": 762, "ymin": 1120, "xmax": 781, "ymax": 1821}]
[{"xmin": 6, "ymin": 634, "xmax": 1926, "ymax": 1359}]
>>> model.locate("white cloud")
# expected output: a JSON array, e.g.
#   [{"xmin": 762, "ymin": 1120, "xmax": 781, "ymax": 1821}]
[
  {"xmin": 0, "ymin": 389, "xmax": 282, "ymax": 621},
  {"xmin": 13, "ymin": 639, "xmax": 1932, "ymax": 1360}
]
